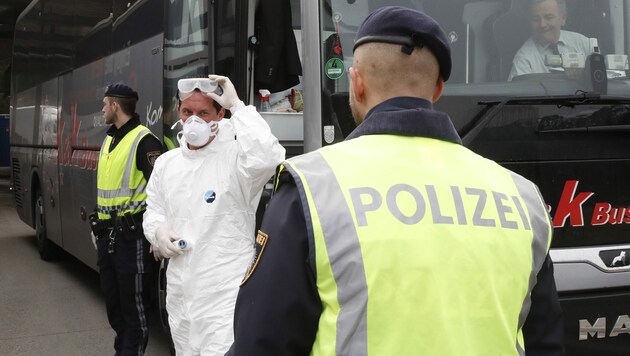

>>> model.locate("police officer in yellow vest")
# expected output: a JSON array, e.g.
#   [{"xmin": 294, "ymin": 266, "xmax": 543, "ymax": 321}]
[
  {"xmin": 228, "ymin": 6, "xmax": 563, "ymax": 356},
  {"xmin": 94, "ymin": 83, "xmax": 162, "ymax": 355}
]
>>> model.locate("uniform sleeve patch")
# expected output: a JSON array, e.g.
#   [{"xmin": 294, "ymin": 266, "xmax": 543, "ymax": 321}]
[
  {"xmin": 241, "ymin": 230, "xmax": 269, "ymax": 286},
  {"xmin": 146, "ymin": 151, "xmax": 161, "ymax": 166}
]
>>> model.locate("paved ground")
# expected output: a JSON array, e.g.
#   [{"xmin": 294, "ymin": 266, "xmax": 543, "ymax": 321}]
[{"xmin": 0, "ymin": 168, "xmax": 172, "ymax": 355}]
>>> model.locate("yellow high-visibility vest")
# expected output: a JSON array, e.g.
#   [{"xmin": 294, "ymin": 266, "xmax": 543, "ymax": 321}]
[
  {"xmin": 280, "ymin": 134, "xmax": 552, "ymax": 355},
  {"xmin": 97, "ymin": 125, "xmax": 154, "ymax": 220},
  {"xmin": 164, "ymin": 134, "xmax": 177, "ymax": 150}
]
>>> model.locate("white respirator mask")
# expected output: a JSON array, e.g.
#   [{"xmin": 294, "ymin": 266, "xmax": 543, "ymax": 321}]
[{"xmin": 173, "ymin": 115, "xmax": 219, "ymax": 147}]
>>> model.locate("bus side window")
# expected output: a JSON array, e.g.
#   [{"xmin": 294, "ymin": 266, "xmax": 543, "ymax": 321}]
[
  {"xmin": 491, "ymin": 1, "xmax": 531, "ymax": 81},
  {"xmin": 564, "ymin": 0, "xmax": 613, "ymax": 54},
  {"xmin": 461, "ymin": 1, "xmax": 505, "ymax": 83}
]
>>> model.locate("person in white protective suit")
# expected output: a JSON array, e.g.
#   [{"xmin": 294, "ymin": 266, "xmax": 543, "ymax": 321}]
[{"xmin": 142, "ymin": 74, "xmax": 285, "ymax": 355}]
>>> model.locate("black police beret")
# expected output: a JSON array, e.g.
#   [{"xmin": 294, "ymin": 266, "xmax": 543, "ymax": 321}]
[
  {"xmin": 353, "ymin": 6, "xmax": 452, "ymax": 81},
  {"xmin": 104, "ymin": 83, "xmax": 139, "ymax": 100}
]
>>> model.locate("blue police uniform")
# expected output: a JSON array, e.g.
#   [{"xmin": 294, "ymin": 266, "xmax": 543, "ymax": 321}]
[
  {"xmin": 97, "ymin": 114, "xmax": 162, "ymax": 356},
  {"xmin": 227, "ymin": 97, "xmax": 564, "ymax": 355},
  {"xmin": 96, "ymin": 84, "xmax": 163, "ymax": 356}
]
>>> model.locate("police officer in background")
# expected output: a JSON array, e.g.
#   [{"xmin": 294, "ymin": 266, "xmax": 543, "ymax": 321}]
[
  {"xmin": 227, "ymin": 6, "xmax": 563, "ymax": 356},
  {"xmin": 92, "ymin": 83, "xmax": 162, "ymax": 355}
]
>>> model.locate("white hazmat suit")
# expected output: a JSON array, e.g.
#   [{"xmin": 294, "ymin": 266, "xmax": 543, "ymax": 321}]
[{"xmin": 143, "ymin": 104, "xmax": 285, "ymax": 355}]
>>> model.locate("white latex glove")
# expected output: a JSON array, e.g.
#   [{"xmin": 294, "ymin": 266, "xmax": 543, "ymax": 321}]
[
  {"xmin": 206, "ymin": 74, "xmax": 241, "ymax": 110},
  {"xmin": 91, "ymin": 232, "xmax": 97, "ymax": 250},
  {"xmin": 156, "ymin": 227, "xmax": 183, "ymax": 258},
  {"xmin": 149, "ymin": 244, "xmax": 164, "ymax": 261}
]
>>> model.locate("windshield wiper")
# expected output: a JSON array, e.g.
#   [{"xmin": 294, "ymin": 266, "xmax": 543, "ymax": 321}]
[
  {"xmin": 462, "ymin": 92, "xmax": 630, "ymax": 145},
  {"xmin": 478, "ymin": 91, "xmax": 630, "ymax": 108},
  {"xmin": 537, "ymin": 124, "xmax": 630, "ymax": 133}
]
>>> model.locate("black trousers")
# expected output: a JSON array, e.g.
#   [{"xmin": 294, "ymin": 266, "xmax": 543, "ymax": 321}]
[{"xmin": 98, "ymin": 235, "xmax": 157, "ymax": 356}]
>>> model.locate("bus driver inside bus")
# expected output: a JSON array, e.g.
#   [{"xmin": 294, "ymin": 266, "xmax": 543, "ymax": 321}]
[{"xmin": 508, "ymin": 0, "xmax": 591, "ymax": 81}]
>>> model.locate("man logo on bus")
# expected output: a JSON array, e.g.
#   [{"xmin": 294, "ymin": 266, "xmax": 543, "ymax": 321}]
[{"xmin": 611, "ymin": 251, "xmax": 626, "ymax": 267}]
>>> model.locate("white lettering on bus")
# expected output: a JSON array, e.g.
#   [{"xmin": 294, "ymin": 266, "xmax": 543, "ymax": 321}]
[
  {"xmin": 146, "ymin": 101, "xmax": 162, "ymax": 126},
  {"xmin": 579, "ymin": 315, "xmax": 630, "ymax": 340}
]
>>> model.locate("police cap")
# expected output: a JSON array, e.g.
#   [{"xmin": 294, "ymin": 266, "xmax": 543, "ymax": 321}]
[
  {"xmin": 353, "ymin": 6, "xmax": 452, "ymax": 81},
  {"xmin": 104, "ymin": 83, "xmax": 139, "ymax": 100}
]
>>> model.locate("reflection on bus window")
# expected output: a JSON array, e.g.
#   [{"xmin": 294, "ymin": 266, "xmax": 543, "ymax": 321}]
[{"xmin": 320, "ymin": 0, "xmax": 629, "ymax": 87}]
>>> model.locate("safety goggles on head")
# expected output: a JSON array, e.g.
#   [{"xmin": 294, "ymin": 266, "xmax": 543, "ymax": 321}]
[{"xmin": 177, "ymin": 78, "xmax": 223, "ymax": 101}]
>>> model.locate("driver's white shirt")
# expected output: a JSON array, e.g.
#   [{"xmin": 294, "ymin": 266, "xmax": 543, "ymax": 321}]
[{"xmin": 509, "ymin": 30, "xmax": 592, "ymax": 81}]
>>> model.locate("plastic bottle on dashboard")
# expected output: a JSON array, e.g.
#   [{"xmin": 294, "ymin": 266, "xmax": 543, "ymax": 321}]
[{"xmin": 259, "ymin": 89, "xmax": 271, "ymax": 112}]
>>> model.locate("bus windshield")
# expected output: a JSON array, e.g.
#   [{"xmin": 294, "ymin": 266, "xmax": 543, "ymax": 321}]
[{"xmin": 320, "ymin": 0, "xmax": 630, "ymax": 133}]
